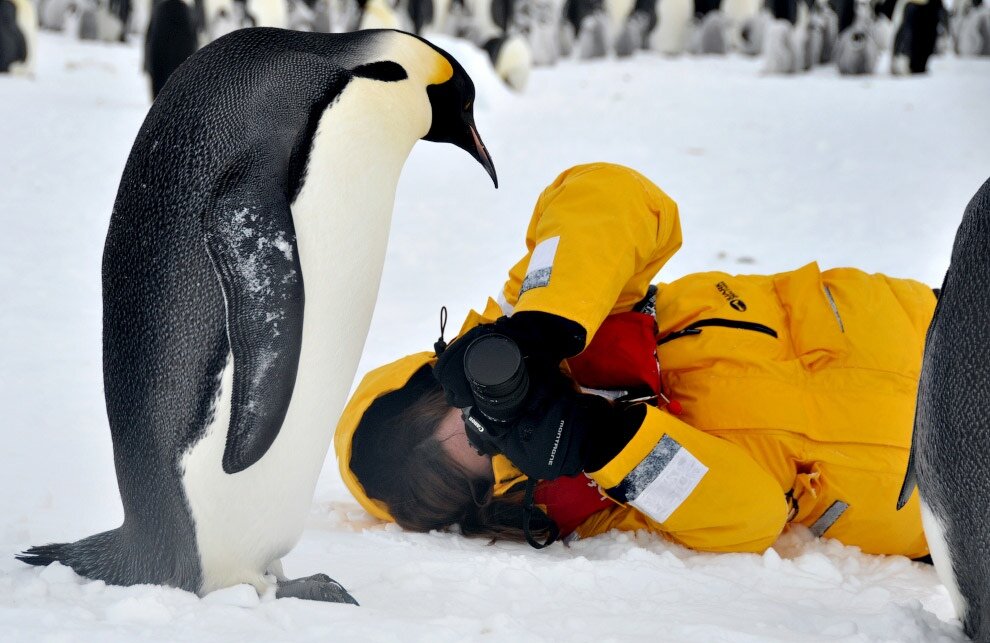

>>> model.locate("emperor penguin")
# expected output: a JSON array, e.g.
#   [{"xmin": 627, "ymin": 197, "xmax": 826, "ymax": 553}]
[
  {"xmin": 653, "ymin": 0, "xmax": 693, "ymax": 54},
  {"xmin": 898, "ymin": 176, "xmax": 990, "ymax": 642},
  {"xmin": 144, "ymin": 0, "xmax": 199, "ymax": 99},
  {"xmin": 614, "ymin": 0, "xmax": 659, "ymax": 57},
  {"xmin": 245, "ymin": 0, "xmax": 289, "ymax": 27},
  {"xmin": 0, "ymin": 0, "xmax": 36, "ymax": 75},
  {"xmin": 17, "ymin": 27, "xmax": 498, "ymax": 605},
  {"xmin": 889, "ymin": 0, "xmax": 942, "ymax": 73},
  {"xmin": 358, "ymin": 0, "xmax": 405, "ymax": 29},
  {"xmin": 483, "ymin": 33, "xmax": 532, "ymax": 90},
  {"xmin": 954, "ymin": 0, "xmax": 990, "ymax": 56},
  {"xmin": 833, "ymin": 0, "xmax": 878, "ymax": 73}
]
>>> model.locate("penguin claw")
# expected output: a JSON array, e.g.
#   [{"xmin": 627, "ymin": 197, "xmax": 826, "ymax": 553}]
[{"xmin": 276, "ymin": 574, "xmax": 359, "ymax": 605}]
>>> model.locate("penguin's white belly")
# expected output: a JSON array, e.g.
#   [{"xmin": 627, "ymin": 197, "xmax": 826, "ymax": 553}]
[
  {"xmin": 920, "ymin": 499, "xmax": 968, "ymax": 621},
  {"xmin": 181, "ymin": 78, "xmax": 424, "ymax": 594}
]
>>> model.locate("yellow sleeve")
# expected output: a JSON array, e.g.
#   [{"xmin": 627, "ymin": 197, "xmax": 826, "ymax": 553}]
[
  {"xmin": 583, "ymin": 407, "xmax": 789, "ymax": 553},
  {"xmin": 499, "ymin": 163, "xmax": 682, "ymax": 349}
]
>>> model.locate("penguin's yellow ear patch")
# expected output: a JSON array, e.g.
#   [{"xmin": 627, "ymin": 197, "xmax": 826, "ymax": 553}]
[{"xmin": 429, "ymin": 56, "xmax": 454, "ymax": 86}]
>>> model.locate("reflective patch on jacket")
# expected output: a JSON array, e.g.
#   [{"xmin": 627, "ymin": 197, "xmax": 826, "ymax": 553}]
[
  {"xmin": 611, "ymin": 434, "xmax": 708, "ymax": 523},
  {"xmin": 520, "ymin": 236, "xmax": 559, "ymax": 294}
]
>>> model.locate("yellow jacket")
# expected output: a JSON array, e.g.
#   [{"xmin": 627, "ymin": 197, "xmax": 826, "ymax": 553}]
[{"xmin": 334, "ymin": 163, "xmax": 934, "ymax": 557}]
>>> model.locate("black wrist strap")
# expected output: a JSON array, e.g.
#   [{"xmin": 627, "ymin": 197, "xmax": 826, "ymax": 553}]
[{"xmin": 522, "ymin": 478, "xmax": 560, "ymax": 549}]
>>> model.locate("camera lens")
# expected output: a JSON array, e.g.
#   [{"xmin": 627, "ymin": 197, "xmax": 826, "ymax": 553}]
[{"xmin": 463, "ymin": 334, "xmax": 529, "ymax": 425}]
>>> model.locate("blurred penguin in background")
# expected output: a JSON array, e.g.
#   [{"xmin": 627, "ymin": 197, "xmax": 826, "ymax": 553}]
[
  {"xmin": 39, "ymin": 0, "xmax": 75, "ymax": 30},
  {"xmin": 653, "ymin": 0, "xmax": 693, "ymax": 54},
  {"xmin": 563, "ymin": 0, "xmax": 610, "ymax": 59},
  {"xmin": 396, "ymin": 0, "xmax": 434, "ymax": 32},
  {"xmin": 1, "ymin": 0, "xmax": 35, "ymax": 75},
  {"xmin": 890, "ymin": 0, "xmax": 942, "ymax": 73},
  {"xmin": 199, "ymin": 0, "xmax": 250, "ymax": 41},
  {"xmin": 721, "ymin": 0, "xmax": 760, "ymax": 49},
  {"xmin": 433, "ymin": 0, "xmax": 535, "ymax": 89},
  {"xmin": 357, "ymin": 0, "xmax": 403, "ymax": 29},
  {"xmin": 78, "ymin": 0, "xmax": 125, "ymax": 40},
  {"xmin": 614, "ymin": 0, "xmax": 658, "ymax": 57},
  {"xmin": 483, "ymin": 31, "xmax": 532, "ymax": 88},
  {"xmin": 763, "ymin": 0, "xmax": 812, "ymax": 72},
  {"xmin": 688, "ymin": 0, "xmax": 728, "ymax": 54},
  {"xmin": 109, "ymin": 0, "xmax": 131, "ymax": 36},
  {"xmin": 145, "ymin": 0, "xmax": 197, "ymax": 98},
  {"xmin": 126, "ymin": 0, "xmax": 151, "ymax": 37},
  {"xmin": 246, "ymin": 0, "xmax": 289, "ymax": 27},
  {"xmin": 516, "ymin": 0, "xmax": 564, "ymax": 64},
  {"xmin": 472, "ymin": 0, "xmax": 537, "ymax": 88},
  {"xmin": 286, "ymin": 0, "xmax": 318, "ymax": 31},
  {"xmin": 954, "ymin": 0, "xmax": 990, "ymax": 55},
  {"xmin": 737, "ymin": 6, "xmax": 771, "ymax": 54},
  {"xmin": 834, "ymin": 0, "xmax": 879, "ymax": 73}
]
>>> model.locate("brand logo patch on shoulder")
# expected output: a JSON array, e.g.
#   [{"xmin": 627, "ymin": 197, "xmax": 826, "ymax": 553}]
[
  {"xmin": 521, "ymin": 236, "xmax": 559, "ymax": 295},
  {"xmin": 624, "ymin": 435, "xmax": 708, "ymax": 524}
]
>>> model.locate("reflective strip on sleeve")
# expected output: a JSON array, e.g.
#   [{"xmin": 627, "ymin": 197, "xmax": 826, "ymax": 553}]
[
  {"xmin": 520, "ymin": 236, "xmax": 559, "ymax": 295},
  {"xmin": 810, "ymin": 500, "xmax": 849, "ymax": 537},
  {"xmin": 610, "ymin": 434, "xmax": 708, "ymax": 524}
]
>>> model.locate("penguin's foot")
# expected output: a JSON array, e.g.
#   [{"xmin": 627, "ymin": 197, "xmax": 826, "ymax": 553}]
[{"xmin": 275, "ymin": 573, "xmax": 359, "ymax": 605}]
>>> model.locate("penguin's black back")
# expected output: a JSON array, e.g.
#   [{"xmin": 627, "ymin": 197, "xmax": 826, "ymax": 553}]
[
  {"xmin": 101, "ymin": 28, "xmax": 383, "ymax": 565},
  {"xmin": 914, "ymin": 176, "xmax": 990, "ymax": 641}
]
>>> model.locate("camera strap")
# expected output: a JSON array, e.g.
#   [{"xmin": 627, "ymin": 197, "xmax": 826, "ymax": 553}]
[
  {"xmin": 522, "ymin": 478, "xmax": 560, "ymax": 549},
  {"xmin": 433, "ymin": 306, "xmax": 449, "ymax": 356}
]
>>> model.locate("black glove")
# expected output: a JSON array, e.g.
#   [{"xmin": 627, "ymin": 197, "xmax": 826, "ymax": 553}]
[{"xmin": 461, "ymin": 371, "xmax": 609, "ymax": 480}]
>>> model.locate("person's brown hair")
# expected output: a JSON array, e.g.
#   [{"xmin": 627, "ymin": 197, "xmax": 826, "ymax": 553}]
[{"xmin": 350, "ymin": 365, "xmax": 554, "ymax": 542}]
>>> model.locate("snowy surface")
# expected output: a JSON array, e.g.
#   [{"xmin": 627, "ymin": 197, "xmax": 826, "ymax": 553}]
[{"xmin": 2, "ymin": 30, "xmax": 989, "ymax": 642}]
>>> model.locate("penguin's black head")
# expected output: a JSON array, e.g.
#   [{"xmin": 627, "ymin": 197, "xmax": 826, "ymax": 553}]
[{"xmin": 422, "ymin": 48, "xmax": 498, "ymax": 189}]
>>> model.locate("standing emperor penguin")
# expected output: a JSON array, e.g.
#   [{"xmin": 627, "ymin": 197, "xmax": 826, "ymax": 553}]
[
  {"xmin": 899, "ymin": 176, "xmax": 990, "ymax": 642},
  {"xmin": 17, "ymin": 27, "xmax": 497, "ymax": 604}
]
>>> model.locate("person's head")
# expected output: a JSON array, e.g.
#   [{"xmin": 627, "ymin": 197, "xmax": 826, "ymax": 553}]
[{"xmin": 336, "ymin": 358, "xmax": 554, "ymax": 542}]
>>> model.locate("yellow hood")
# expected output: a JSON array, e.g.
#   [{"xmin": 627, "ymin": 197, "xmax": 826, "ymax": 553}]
[
  {"xmin": 334, "ymin": 351, "xmax": 437, "ymax": 522},
  {"xmin": 334, "ymin": 300, "xmax": 505, "ymax": 522}
]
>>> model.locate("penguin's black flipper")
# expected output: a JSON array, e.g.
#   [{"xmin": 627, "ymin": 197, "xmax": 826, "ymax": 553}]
[
  {"xmin": 203, "ymin": 156, "xmax": 305, "ymax": 475},
  {"xmin": 897, "ymin": 441, "xmax": 918, "ymax": 510},
  {"xmin": 897, "ymin": 281, "xmax": 944, "ymax": 510}
]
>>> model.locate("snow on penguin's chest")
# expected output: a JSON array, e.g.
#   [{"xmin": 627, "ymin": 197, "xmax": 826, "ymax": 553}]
[{"xmin": 180, "ymin": 76, "xmax": 429, "ymax": 594}]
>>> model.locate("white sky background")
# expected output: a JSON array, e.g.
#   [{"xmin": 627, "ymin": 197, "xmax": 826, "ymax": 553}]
[{"xmin": 1, "ymin": 30, "xmax": 988, "ymax": 642}]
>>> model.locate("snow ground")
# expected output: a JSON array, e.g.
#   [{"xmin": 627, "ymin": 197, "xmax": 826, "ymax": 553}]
[{"xmin": 1, "ymin": 30, "xmax": 988, "ymax": 642}]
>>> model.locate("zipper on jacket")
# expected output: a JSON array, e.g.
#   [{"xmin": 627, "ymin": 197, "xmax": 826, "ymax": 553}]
[{"xmin": 658, "ymin": 318, "xmax": 779, "ymax": 345}]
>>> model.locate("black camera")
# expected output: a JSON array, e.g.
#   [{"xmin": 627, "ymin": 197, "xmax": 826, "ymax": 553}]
[{"xmin": 462, "ymin": 333, "xmax": 530, "ymax": 431}]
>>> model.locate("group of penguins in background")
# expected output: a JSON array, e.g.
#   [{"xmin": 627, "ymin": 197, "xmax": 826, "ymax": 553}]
[{"xmin": 1, "ymin": 0, "xmax": 989, "ymax": 91}]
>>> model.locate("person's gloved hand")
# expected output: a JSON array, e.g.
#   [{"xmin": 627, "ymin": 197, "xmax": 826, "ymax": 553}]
[
  {"xmin": 463, "ymin": 369, "xmax": 648, "ymax": 481},
  {"xmin": 461, "ymin": 367, "xmax": 607, "ymax": 479}
]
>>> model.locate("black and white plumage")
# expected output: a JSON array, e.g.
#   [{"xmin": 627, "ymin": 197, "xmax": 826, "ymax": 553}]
[
  {"xmin": 899, "ymin": 176, "xmax": 990, "ymax": 643},
  {"xmin": 144, "ymin": 0, "xmax": 199, "ymax": 98},
  {"xmin": 0, "ymin": 0, "xmax": 34, "ymax": 75},
  {"xmin": 890, "ymin": 0, "xmax": 942, "ymax": 73},
  {"xmin": 17, "ymin": 27, "xmax": 497, "ymax": 604}
]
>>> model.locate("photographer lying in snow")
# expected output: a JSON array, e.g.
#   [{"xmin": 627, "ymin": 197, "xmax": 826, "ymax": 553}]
[{"xmin": 334, "ymin": 163, "xmax": 933, "ymax": 557}]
